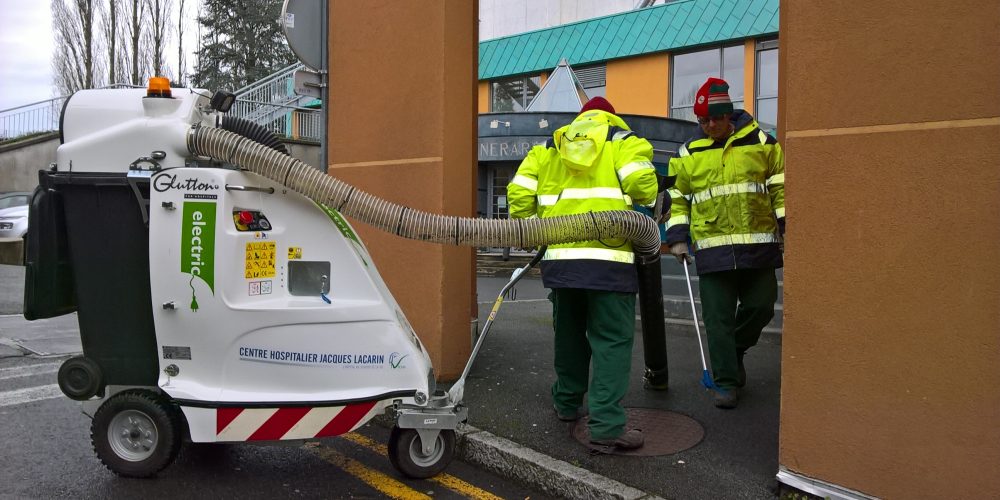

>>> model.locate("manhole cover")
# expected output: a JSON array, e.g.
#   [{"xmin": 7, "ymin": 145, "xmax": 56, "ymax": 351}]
[{"xmin": 571, "ymin": 407, "xmax": 704, "ymax": 456}]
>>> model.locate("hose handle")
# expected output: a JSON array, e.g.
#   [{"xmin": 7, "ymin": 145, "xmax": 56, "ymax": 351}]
[{"xmin": 528, "ymin": 245, "xmax": 547, "ymax": 268}]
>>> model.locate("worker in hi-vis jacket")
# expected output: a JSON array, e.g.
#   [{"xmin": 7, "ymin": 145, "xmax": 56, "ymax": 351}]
[
  {"xmin": 507, "ymin": 96, "xmax": 658, "ymax": 450},
  {"xmin": 666, "ymin": 77, "xmax": 786, "ymax": 409}
]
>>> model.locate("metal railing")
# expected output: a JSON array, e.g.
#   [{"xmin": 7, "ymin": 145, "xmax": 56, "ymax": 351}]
[
  {"xmin": 0, "ymin": 97, "xmax": 66, "ymax": 142},
  {"xmin": 0, "ymin": 68, "xmax": 323, "ymax": 145},
  {"xmin": 0, "ymin": 84, "xmax": 149, "ymax": 142},
  {"xmin": 230, "ymin": 63, "xmax": 322, "ymax": 142}
]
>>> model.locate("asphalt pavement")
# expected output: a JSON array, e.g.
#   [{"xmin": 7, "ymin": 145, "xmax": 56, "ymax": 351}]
[
  {"xmin": 0, "ymin": 356, "xmax": 550, "ymax": 500},
  {"xmin": 1, "ymin": 263, "xmax": 784, "ymax": 499}
]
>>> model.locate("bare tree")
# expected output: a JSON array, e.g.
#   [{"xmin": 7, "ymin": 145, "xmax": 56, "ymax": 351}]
[
  {"xmin": 146, "ymin": 0, "xmax": 173, "ymax": 79},
  {"xmin": 124, "ymin": 0, "xmax": 147, "ymax": 85},
  {"xmin": 101, "ymin": 0, "xmax": 129, "ymax": 85},
  {"xmin": 175, "ymin": 0, "xmax": 186, "ymax": 85},
  {"xmin": 195, "ymin": 1, "xmax": 203, "ymax": 71},
  {"xmin": 52, "ymin": 0, "xmax": 102, "ymax": 94}
]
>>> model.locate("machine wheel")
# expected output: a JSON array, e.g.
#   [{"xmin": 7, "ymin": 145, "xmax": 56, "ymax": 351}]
[
  {"xmin": 387, "ymin": 426, "xmax": 455, "ymax": 479},
  {"xmin": 91, "ymin": 390, "xmax": 182, "ymax": 478},
  {"xmin": 57, "ymin": 356, "xmax": 104, "ymax": 400}
]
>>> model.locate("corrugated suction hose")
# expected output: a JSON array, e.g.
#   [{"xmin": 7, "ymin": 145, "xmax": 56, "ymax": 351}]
[
  {"xmin": 187, "ymin": 126, "xmax": 661, "ymax": 255},
  {"xmin": 219, "ymin": 115, "xmax": 289, "ymax": 155}
]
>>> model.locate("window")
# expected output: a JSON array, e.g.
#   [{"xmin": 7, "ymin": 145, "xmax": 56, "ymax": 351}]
[
  {"xmin": 0, "ymin": 194, "xmax": 29, "ymax": 210},
  {"xmin": 671, "ymin": 45, "xmax": 744, "ymax": 121},
  {"xmin": 755, "ymin": 39, "xmax": 779, "ymax": 134},
  {"xmin": 491, "ymin": 76, "xmax": 541, "ymax": 112},
  {"xmin": 574, "ymin": 64, "xmax": 607, "ymax": 98},
  {"xmin": 490, "ymin": 165, "xmax": 515, "ymax": 219}
]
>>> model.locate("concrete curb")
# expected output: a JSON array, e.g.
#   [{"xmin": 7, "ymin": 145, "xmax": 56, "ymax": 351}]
[
  {"xmin": 0, "ymin": 339, "xmax": 25, "ymax": 358},
  {"xmin": 456, "ymin": 424, "xmax": 664, "ymax": 500},
  {"xmin": 0, "ymin": 239, "xmax": 24, "ymax": 266},
  {"xmin": 0, "ymin": 131, "xmax": 58, "ymax": 153}
]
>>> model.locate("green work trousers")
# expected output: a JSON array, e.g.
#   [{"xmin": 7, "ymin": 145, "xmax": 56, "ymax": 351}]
[
  {"xmin": 698, "ymin": 268, "xmax": 778, "ymax": 390},
  {"xmin": 549, "ymin": 288, "xmax": 636, "ymax": 440}
]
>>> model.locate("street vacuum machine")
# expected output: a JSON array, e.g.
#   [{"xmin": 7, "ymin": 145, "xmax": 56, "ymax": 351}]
[{"xmin": 23, "ymin": 83, "xmax": 667, "ymax": 478}]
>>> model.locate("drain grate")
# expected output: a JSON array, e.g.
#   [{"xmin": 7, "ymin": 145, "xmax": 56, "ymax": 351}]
[{"xmin": 571, "ymin": 407, "xmax": 704, "ymax": 456}]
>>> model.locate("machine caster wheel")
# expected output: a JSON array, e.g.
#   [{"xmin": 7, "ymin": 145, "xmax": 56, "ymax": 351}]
[
  {"xmin": 387, "ymin": 426, "xmax": 455, "ymax": 479},
  {"xmin": 91, "ymin": 390, "xmax": 182, "ymax": 478},
  {"xmin": 57, "ymin": 356, "xmax": 104, "ymax": 400}
]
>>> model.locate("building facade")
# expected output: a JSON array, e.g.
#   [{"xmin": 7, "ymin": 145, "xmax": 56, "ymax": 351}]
[
  {"xmin": 322, "ymin": 1, "xmax": 1000, "ymax": 496},
  {"xmin": 476, "ymin": 0, "xmax": 779, "ymax": 220},
  {"xmin": 779, "ymin": 1, "xmax": 1000, "ymax": 497},
  {"xmin": 479, "ymin": 0, "xmax": 659, "ymax": 41}
]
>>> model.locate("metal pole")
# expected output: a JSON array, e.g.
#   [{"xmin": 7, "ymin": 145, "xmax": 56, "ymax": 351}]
[{"xmin": 320, "ymin": 0, "xmax": 329, "ymax": 174}]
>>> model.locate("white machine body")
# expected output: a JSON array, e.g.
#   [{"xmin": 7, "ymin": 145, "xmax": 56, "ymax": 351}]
[
  {"xmin": 50, "ymin": 88, "xmax": 436, "ymax": 444},
  {"xmin": 148, "ymin": 168, "xmax": 433, "ymax": 442},
  {"xmin": 57, "ymin": 89, "xmax": 210, "ymax": 173},
  {"xmin": 33, "ymin": 78, "xmax": 472, "ymax": 479}
]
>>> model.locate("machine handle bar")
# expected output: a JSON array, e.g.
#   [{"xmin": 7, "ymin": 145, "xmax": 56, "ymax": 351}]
[{"xmin": 226, "ymin": 184, "xmax": 275, "ymax": 194}]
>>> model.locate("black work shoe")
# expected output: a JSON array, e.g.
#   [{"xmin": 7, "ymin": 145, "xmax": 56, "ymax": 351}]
[
  {"xmin": 642, "ymin": 367, "xmax": 669, "ymax": 391},
  {"xmin": 643, "ymin": 377, "xmax": 669, "ymax": 391},
  {"xmin": 553, "ymin": 404, "xmax": 583, "ymax": 422},
  {"xmin": 590, "ymin": 429, "xmax": 644, "ymax": 450},
  {"xmin": 713, "ymin": 388, "xmax": 739, "ymax": 409},
  {"xmin": 736, "ymin": 353, "xmax": 747, "ymax": 388}
]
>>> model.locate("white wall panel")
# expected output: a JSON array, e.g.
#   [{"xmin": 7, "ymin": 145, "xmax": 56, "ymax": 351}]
[{"xmin": 480, "ymin": 0, "xmax": 656, "ymax": 40}]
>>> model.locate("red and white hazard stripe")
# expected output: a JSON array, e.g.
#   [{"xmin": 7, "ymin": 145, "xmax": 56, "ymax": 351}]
[{"xmin": 215, "ymin": 400, "xmax": 380, "ymax": 441}]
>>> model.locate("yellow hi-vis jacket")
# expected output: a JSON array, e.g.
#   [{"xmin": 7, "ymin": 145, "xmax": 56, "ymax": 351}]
[
  {"xmin": 665, "ymin": 110, "xmax": 785, "ymax": 275},
  {"xmin": 507, "ymin": 109, "xmax": 658, "ymax": 292}
]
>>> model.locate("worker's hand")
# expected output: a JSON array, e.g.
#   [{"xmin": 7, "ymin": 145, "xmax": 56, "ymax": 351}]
[{"xmin": 669, "ymin": 242, "xmax": 690, "ymax": 263}]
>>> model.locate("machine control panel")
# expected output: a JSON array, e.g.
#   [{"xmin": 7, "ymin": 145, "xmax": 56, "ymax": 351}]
[{"xmin": 232, "ymin": 210, "xmax": 272, "ymax": 231}]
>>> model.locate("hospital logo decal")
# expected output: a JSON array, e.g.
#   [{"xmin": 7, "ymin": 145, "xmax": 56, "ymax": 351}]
[{"xmin": 389, "ymin": 352, "xmax": 408, "ymax": 369}]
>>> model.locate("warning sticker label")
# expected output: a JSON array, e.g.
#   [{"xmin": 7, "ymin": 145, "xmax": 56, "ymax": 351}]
[{"xmin": 245, "ymin": 241, "xmax": 277, "ymax": 279}]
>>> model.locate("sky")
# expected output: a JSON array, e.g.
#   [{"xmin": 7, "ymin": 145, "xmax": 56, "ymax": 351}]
[
  {"xmin": 0, "ymin": 0, "xmax": 199, "ymax": 110},
  {"xmin": 0, "ymin": 0, "xmax": 57, "ymax": 109}
]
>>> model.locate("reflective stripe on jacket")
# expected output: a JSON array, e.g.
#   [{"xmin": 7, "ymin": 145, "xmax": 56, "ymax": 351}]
[
  {"xmin": 665, "ymin": 110, "xmax": 785, "ymax": 275},
  {"xmin": 507, "ymin": 109, "xmax": 658, "ymax": 291}
]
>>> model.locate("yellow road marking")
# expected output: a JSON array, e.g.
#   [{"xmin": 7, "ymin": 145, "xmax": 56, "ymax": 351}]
[
  {"xmin": 340, "ymin": 431, "xmax": 391, "ymax": 453},
  {"xmin": 341, "ymin": 432, "xmax": 506, "ymax": 500},
  {"xmin": 309, "ymin": 446, "xmax": 431, "ymax": 500}
]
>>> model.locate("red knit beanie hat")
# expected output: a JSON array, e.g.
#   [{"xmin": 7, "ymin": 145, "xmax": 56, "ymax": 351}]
[
  {"xmin": 693, "ymin": 77, "xmax": 733, "ymax": 117},
  {"xmin": 580, "ymin": 96, "xmax": 615, "ymax": 115}
]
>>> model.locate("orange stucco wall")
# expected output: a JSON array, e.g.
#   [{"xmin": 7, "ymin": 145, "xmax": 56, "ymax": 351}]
[
  {"xmin": 605, "ymin": 53, "xmax": 670, "ymax": 117},
  {"xmin": 478, "ymin": 81, "xmax": 489, "ymax": 113},
  {"xmin": 327, "ymin": 0, "xmax": 477, "ymax": 379},
  {"xmin": 779, "ymin": 1, "xmax": 1000, "ymax": 497},
  {"xmin": 742, "ymin": 39, "xmax": 755, "ymax": 116}
]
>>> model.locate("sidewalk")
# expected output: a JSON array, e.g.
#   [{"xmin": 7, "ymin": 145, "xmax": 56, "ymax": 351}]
[
  {"xmin": 0, "ymin": 264, "xmax": 782, "ymax": 499},
  {"xmin": 462, "ymin": 285, "xmax": 781, "ymax": 499}
]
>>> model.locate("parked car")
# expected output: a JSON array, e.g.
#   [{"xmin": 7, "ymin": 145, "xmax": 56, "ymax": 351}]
[
  {"xmin": 0, "ymin": 191, "xmax": 31, "ymax": 211},
  {"xmin": 0, "ymin": 205, "xmax": 28, "ymax": 238}
]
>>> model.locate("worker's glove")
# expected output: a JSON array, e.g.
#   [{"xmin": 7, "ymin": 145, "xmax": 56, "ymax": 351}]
[
  {"xmin": 671, "ymin": 245, "xmax": 691, "ymax": 264},
  {"xmin": 652, "ymin": 191, "xmax": 669, "ymax": 224},
  {"xmin": 669, "ymin": 242, "xmax": 691, "ymax": 263}
]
